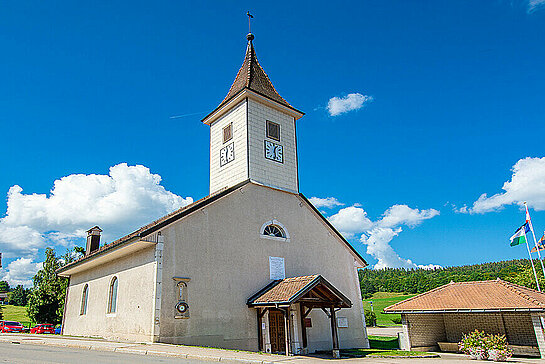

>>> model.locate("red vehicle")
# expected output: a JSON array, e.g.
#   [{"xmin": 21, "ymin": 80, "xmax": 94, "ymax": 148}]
[
  {"xmin": 30, "ymin": 324, "xmax": 55, "ymax": 334},
  {"xmin": 0, "ymin": 321, "xmax": 25, "ymax": 333}
]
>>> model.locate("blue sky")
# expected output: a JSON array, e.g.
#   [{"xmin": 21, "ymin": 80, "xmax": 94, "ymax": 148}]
[{"xmin": 1, "ymin": 1, "xmax": 545, "ymax": 285}]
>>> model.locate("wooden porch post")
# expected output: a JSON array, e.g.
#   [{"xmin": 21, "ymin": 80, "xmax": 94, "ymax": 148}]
[
  {"xmin": 283, "ymin": 307, "xmax": 290, "ymax": 356},
  {"xmin": 330, "ymin": 306, "xmax": 340, "ymax": 359},
  {"xmin": 300, "ymin": 304, "xmax": 307, "ymax": 350},
  {"xmin": 257, "ymin": 308, "xmax": 263, "ymax": 352}
]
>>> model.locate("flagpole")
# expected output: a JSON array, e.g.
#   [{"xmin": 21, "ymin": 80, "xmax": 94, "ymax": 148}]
[
  {"xmin": 525, "ymin": 202, "xmax": 545, "ymax": 280},
  {"xmin": 524, "ymin": 234, "xmax": 541, "ymax": 291}
]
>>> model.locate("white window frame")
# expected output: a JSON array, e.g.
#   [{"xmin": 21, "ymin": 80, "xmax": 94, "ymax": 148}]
[
  {"xmin": 80, "ymin": 284, "xmax": 88, "ymax": 315},
  {"xmin": 107, "ymin": 276, "xmax": 118, "ymax": 315},
  {"xmin": 260, "ymin": 220, "xmax": 290, "ymax": 242}
]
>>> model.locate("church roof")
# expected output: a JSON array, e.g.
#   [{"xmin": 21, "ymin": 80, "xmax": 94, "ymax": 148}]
[
  {"xmin": 57, "ymin": 180, "xmax": 367, "ymax": 275},
  {"xmin": 203, "ymin": 33, "xmax": 301, "ymax": 122},
  {"xmin": 247, "ymin": 275, "xmax": 352, "ymax": 308},
  {"xmin": 383, "ymin": 279, "xmax": 545, "ymax": 313}
]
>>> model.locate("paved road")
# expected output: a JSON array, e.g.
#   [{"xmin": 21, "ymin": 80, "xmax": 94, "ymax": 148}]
[{"xmin": 0, "ymin": 342, "xmax": 208, "ymax": 364}]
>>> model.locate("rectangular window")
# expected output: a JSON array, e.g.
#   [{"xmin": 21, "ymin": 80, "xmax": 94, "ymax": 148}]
[
  {"xmin": 266, "ymin": 120, "xmax": 280, "ymax": 141},
  {"xmin": 223, "ymin": 123, "xmax": 233, "ymax": 143}
]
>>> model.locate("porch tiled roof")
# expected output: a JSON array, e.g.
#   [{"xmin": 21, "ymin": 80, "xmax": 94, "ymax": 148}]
[
  {"xmin": 247, "ymin": 275, "xmax": 352, "ymax": 308},
  {"xmin": 384, "ymin": 279, "xmax": 545, "ymax": 313},
  {"xmin": 251, "ymin": 275, "xmax": 319, "ymax": 304}
]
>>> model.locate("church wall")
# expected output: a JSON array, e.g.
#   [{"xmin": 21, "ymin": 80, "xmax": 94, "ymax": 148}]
[
  {"xmin": 156, "ymin": 183, "xmax": 366, "ymax": 352},
  {"xmin": 210, "ymin": 100, "xmax": 248, "ymax": 194},
  {"xmin": 247, "ymin": 99, "xmax": 298, "ymax": 193},
  {"xmin": 63, "ymin": 246, "xmax": 156, "ymax": 342}
]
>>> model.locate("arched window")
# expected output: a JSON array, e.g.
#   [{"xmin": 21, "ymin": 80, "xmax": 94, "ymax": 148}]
[
  {"xmin": 107, "ymin": 277, "xmax": 118, "ymax": 314},
  {"xmin": 80, "ymin": 284, "xmax": 88, "ymax": 315},
  {"xmin": 263, "ymin": 224, "xmax": 285, "ymax": 238},
  {"xmin": 260, "ymin": 220, "xmax": 290, "ymax": 241}
]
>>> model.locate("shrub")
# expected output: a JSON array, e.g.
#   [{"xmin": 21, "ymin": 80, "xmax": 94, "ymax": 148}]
[
  {"xmin": 487, "ymin": 334, "xmax": 512, "ymax": 362},
  {"xmin": 364, "ymin": 309, "xmax": 377, "ymax": 327},
  {"xmin": 459, "ymin": 330, "xmax": 512, "ymax": 362},
  {"xmin": 459, "ymin": 330, "xmax": 488, "ymax": 360},
  {"xmin": 391, "ymin": 316, "xmax": 402, "ymax": 325}
]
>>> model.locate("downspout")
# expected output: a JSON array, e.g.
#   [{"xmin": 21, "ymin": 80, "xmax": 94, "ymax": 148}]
[{"xmin": 60, "ymin": 276, "xmax": 70, "ymax": 335}]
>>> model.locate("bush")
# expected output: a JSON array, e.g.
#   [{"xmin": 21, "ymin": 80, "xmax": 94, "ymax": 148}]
[
  {"xmin": 459, "ymin": 330, "xmax": 512, "ymax": 362},
  {"xmin": 364, "ymin": 309, "xmax": 377, "ymax": 327},
  {"xmin": 459, "ymin": 330, "xmax": 488, "ymax": 360},
  {"xmin": 391, "ymin": 316, "xmax": 402, "ymax": 325}
]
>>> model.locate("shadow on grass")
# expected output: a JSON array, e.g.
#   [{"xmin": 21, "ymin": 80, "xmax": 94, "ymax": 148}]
[
  {"xmin": 342, "ymin": 349, "xmax": 439, "ymax": 358},
  {"xmin": 368, "ymin": 335, "xmax": 399, "ymax": 350}
]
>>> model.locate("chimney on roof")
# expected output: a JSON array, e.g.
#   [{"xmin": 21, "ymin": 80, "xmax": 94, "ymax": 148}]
[{"xmin": 86, "ymin": 226, "xmax": 102, "ymax": 255}]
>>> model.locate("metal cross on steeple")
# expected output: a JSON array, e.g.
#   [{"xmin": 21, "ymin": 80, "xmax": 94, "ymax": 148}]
[{"xmin": 247, "ymin": 11, "xmax": 254, "ymax": 34}]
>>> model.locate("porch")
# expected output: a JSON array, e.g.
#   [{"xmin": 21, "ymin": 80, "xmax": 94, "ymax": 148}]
[{"xmin": 247, "ymin": 275, "xmax": 352, "ymax": 358}]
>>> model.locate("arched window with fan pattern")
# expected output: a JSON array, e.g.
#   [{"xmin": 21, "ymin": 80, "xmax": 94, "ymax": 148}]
[{"xmin": 260, "ymin": 220, "xmax": 290, "ymax": 242}]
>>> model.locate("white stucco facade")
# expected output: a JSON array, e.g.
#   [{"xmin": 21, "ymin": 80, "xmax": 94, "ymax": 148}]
[
  {"xmin": 62, "ymin": 246, "xmax": 156, "ymax": 342},
  {"xmin": 61, "ymin": 183, "xmax": 368, "ymax": 352}
]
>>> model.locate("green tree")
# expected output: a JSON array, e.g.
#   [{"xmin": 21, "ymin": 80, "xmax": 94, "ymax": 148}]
[
  {"xmin": 9, "ymin": 285, "xmax": 29, "ymax": 306},
  {"xmin": 27, "ymin": 247, "xmax": 81, "ymax": 324},
  {"xmin": 505, "ymin": 266, "xmax": 545, "ymax": 291},
  {"xmin": 0, "ymin": 280, "xmax": 9, "ymax": 292}
]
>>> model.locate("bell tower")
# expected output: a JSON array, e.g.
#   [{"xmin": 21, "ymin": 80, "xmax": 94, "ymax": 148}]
[{"xmin": 203, "ymin": 33, "xmax": 304, "ymax": 195}]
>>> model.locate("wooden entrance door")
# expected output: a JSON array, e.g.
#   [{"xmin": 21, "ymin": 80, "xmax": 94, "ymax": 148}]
[{"xmin": 268, "ymin": 310, "xmax": 286, "ymax": 353}]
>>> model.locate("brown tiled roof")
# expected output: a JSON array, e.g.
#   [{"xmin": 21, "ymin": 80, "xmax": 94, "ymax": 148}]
[
  {"xmin": 384, "ymin": 279, "xmax": 545, "ymax": 313},
  {"xmin": 219, "ymin": 34, "xmax": 293, "ymax": 110},
  {"xmin": 251, "ymin": 275, "xmax": 319, "ymax": 304},
  {"xmin": 247, "ymin": 275, "xmax": 352, "ymax": 308}
]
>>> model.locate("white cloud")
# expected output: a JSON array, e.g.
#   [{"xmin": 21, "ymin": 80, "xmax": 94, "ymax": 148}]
[
  {"xmin": 467, "ymin": 157, "xmax": 545, "ymax": 214},
  {"xmin": 379, "ymin": 205, "xmax": 439, "ymax": 228},
  {"xmin": 1, "ymin": 258, "xmax": 42, "ymax": 288},
  {"xmin": 328, "ymin": 205, "xmax": 373, "ymax": 237},
  {"xmin": 309, "ymin": 196, "xmax": 344, "ymax": 209},
  {"xmin": 0, "ymin": 163, "xmax": 193, "ymax": 287},
  {"xmin": 528, "ymin": 0, "xmax": 545, "ymax": 12},
  {"xmin": 327, "ymin": 93, "xmax": 373, "ymax": 116},
  {"xmin": 328, "ymin": 203, "xmax": 440, "ymax": 269}
]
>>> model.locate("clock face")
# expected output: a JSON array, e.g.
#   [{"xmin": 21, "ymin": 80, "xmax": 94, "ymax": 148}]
[
  {"xmin": 220, "ymin": 143, "xmax": 235, "ymax": 166},
  {"xmin": 264, "ymin": 140, "xmax": 283, "ymax": 163}
]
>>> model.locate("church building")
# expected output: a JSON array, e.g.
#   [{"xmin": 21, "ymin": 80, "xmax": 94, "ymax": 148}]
[{"xmin": 58, "ymin": 31, "xmax": 369, "ymax": 356}]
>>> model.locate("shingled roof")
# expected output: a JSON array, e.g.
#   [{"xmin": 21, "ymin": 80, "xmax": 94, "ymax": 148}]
[
  {"xmin": 384, "ymin": 279, "xmax": 545, "ymax": 313},
  {"xmin": 247, "ymin": 275, "xmax": 352, "ymax": 308},
  {"xmin": 215, "ymin": 33, "xmax": 294, "ymax": 112}
]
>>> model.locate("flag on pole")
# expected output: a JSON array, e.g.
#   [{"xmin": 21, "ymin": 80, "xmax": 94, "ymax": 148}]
[
  {"xmin": 531, "ymin": 233, "xmax": 545, "ymax": 253},
  {"xmin": 510, "ymin": 223, "xmax": 530, "ymax": 246}
]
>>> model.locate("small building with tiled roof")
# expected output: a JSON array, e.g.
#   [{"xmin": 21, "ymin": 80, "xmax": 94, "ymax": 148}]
[
  {"xmin": 57, "ymin": 29, "xmax": 369, "ymax": 357},
  {"xmin": 384, "ymin": 279, "xmax": 545, "ymax": 357}
]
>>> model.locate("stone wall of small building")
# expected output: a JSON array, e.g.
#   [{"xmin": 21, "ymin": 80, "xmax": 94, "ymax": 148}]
[
  {"xmin": 405, "ymin": 312, "xmax": 538, "ymax": 349},
  {"xmin": 405, "ymin": 313, "xmax": 446, "ymax": 348},
  {"xmin": 503, "ymin": 312, "xmax": 538, "ymax": 346}
]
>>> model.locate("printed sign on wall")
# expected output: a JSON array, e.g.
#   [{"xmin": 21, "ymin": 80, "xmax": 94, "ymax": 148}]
[
  {"xmin": 337, "ymin": 317, "xmax": 349, "ymax": 328},
  {"xmin": 269, "ymin": 256, "xmax": 285, "ymax": 280}
]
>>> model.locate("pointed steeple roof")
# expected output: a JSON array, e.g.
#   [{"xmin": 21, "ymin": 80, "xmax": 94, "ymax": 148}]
[{"xmin": 220, "ymin": 33, "xmax": 293, "ymax": 110}]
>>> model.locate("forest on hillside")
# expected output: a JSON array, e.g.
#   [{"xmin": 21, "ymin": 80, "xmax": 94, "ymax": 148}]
[{"xmin": 358, "ymin": 259, "xmax": 545, "ymax": 298}]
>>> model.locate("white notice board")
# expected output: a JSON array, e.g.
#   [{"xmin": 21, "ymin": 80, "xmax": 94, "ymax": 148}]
[
  {"xmin": 337, "ymin": 317, "xmax": 348, "ymax": 328},
  {"xmin": 269, "ymin": 257, "xmax": 285, "ymax": 280}
]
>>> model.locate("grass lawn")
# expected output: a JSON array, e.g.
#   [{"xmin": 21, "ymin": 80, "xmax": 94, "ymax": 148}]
[
  {"xmin": 363, "ymin": 292, "xmax": 415, "ymax": 326},
  {"xmin": 1, "ymin": 305, "xmax": 32, "ymax": 326},
  {"xmin": 368, "ymin": 335, "xmax": 399, "ymax": 350},
  {"xmin": 342, "ymin": 348, "xmax": 439, "ymax": 358}
]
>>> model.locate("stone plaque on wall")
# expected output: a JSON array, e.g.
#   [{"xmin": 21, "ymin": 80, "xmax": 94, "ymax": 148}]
[{"xmin": 269, "ymin": 256, "xmax": 285, "ymax": 280}]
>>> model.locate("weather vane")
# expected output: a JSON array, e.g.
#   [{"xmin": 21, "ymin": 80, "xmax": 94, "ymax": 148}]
[{"xmin": 247, "ymin": 11, "xmax": 253, "ymax": 34}]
